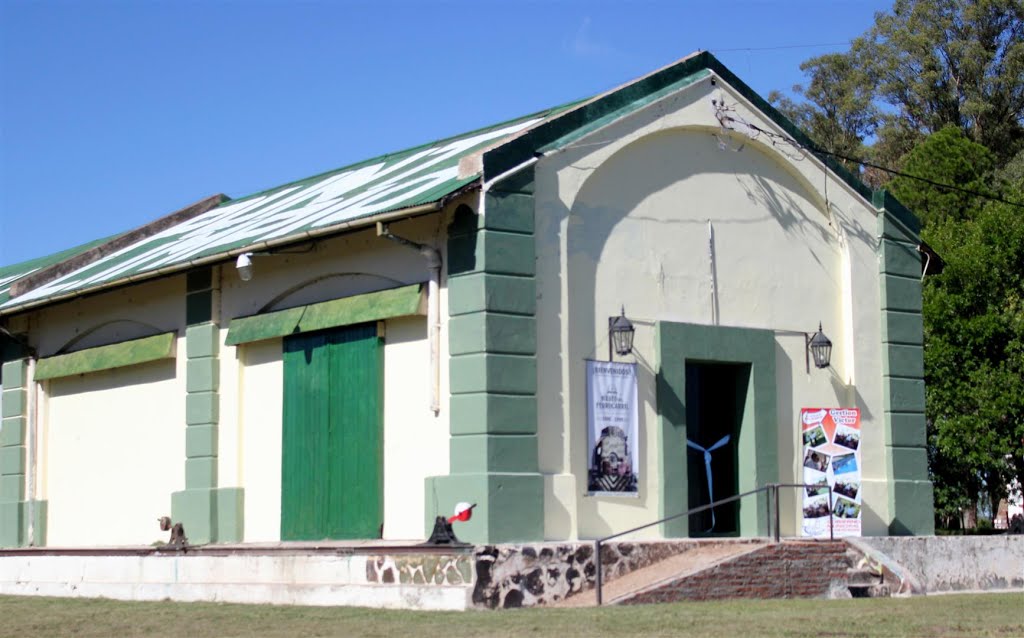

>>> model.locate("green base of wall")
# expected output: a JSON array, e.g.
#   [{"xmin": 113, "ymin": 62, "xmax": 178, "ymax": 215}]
[
  {"xmin": 171, "ymin": 487, "xmax": 244, "ymax": 545},
  {"xmin": 888, "ymin": 479, "xmax": 935, "ymax": 536},
  {"xmin": 0, "ymin": 500, "xmax": 47, "ymax": 548},
  {"xmin": 425, "ymin": 473, "xmax": 543, "ymax": 544}
]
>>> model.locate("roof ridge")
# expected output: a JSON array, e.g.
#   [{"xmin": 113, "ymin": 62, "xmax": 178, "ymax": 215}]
[{"xmin": 224, "ymin": 98, "xmax": 588, "ymax": 207}]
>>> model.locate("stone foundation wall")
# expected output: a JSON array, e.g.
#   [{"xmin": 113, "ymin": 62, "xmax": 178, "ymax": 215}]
[
  {"xmin": 619, "ymin": 541, "xmax": 849, "ymax": 604},
  {"xmin": 471, "ymin": 541, "xmax": 741, "ymax": 609}
]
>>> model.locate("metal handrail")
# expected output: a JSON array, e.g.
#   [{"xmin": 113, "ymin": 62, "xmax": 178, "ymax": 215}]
[{"xmin": 593, "ymin": 482, "xmax": 834, "ymax": 605}]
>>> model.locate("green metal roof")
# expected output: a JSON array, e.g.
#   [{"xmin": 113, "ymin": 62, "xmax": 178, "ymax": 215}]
[
  {"xmin": 0, "ymin": 51, "xmax": 921, "ymax": 316},
  {"xmin": 0, "ymin": 103, "xmax": 580, "ymax": 315},
  {"xmin": 0, "ymin": 234, "xmax": 120, "ymax": 308}
]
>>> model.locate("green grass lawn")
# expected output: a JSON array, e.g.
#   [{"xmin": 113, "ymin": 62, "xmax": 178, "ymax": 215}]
[{"xmin": 1, "ymin": 593, "xmax": 1021, "ymax": 638}]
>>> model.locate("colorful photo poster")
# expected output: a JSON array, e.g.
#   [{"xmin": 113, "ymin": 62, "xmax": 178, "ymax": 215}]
[
  {"xmin": 586, "ymin": 360, "xmax": 639, "ymax": 495},
  {"xmin": 800, "ymin": 408, "xmax": 862, "ymax": 538}
]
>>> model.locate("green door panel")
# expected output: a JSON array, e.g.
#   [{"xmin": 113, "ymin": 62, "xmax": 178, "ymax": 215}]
[{"xmin": 281, "ymin": 323, "xmax": 383, "ymax": 540}]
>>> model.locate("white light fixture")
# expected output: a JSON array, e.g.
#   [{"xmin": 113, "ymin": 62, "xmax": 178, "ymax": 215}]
[{"xmin": 236, "ymin": 252, "xmax": 254, "ymax": 281}]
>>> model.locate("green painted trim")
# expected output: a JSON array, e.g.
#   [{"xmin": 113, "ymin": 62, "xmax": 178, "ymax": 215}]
[
  {"xmin": 538, "ymin": 69, "xmax": 712, "ymax": 154},
  {"xmin": 450, "ymin": 394, "xmax": 538, "ymax": 435},
  {"xmin": 880, "ymin": 240, "xmax": 923, "ymax": 279},
  {"xmin": 1, "ymin": 388, "xmax": 25, "ymax": 418},
  {"xmin": 482, "ymin": 51, "xmax": 921, "ymax": 235},
  {"xmin": 449, "ymin": 434, "xmax": 539, "ymax": 473},
  {"xmin": 448, "ymin": 313, "xmax": 536, "ymax": 355},
  {"xmin": 424, "ymin": 472, "xmax": 543, "ymax": 543},
  {"xmin": 30, "ymin": 499, "xmax": 47, "ymax": 546},
  {"xmin": 1, "ymin": 359, "xmax": 26, "ymax": 391},
  {"xmin": 447, "ymin": 273, "xmax": 536, "ymax": 317},
  {"xmin": 186, "ymin": 358, "xmax": 220, "ymax": 393},
  {"xmin": 34, "ymin": 332, "xmax": 176, "ymax": 381},
  {"xmin": 186, "ymin": 323, "xmax": 220, "ymax": 359},
  {"xmin": 0, "ymin": 474, "xmax": 23, "ymax": 501},
  {"xmin": 0, "ymin": 500, "xmax": 24, "ymax": 547},
  {"xmin": 186, "ymin": 424, "xmax": 218, "ymax": 458},
  {"xmin": 449, "ymin": 353, "xmax": 537, "ymax": 395},
  {"xmin": 481, "ymin": 169, "xmax": 537, "ymax": 233},
  {"xmin": 0, "ymin": 416, "xmax": 26, "ymax": 447},
  {"xmin": 170, "ymin": 487, "xmax": 243, "ymax": 545},
  {"xmin": 885, "ymin": 413, "xmax": 927, "ymax": 448},
  {"xmin": 171, "ymin": 488, "xmax": 216, "ymax": 545},
  {"xmin": 880, "ymin": 275, "xmax": 923, "ymax": 313},
  {"xmin": 186, "ymin": 289, "xmax": 213, "ymax": 326},
  {"xmin": 215, "ymin": 487, "xmax": 244, "ymax": 543},
  {"xmin": 882, "ymin": 345, "xmax": 925, "ymax": 378},
  {"xmin": 655, "ymin": 321, "xmax": 777, "ymax": 538},
  {"xmin": 881, "ymin": 311, "xmax": 924, "ymax": 346},
  {"xmin": 888, "ymin": 446, "xmax": 929, "ymax": 481},
  {"xmin": 882, "ymin": 378, "xmax": 926, "ymax": 414},
  {"xmin": 447, "ymin": 229, "xmax": 535, "ymax": 278},
  {"xmin": 0, "ymin": 447, "xmax": 25, "ymax": 476},
  {"xmin": 186, "ymin": 456, "xmax": 217, "ymax": 490},
  {"xmin": 225, "ymin": 283, "xmax": 424, "ymax": 346},
  {"xmin": 888, "ymin": 480, "xmax": 935, "ymax": 535},
  {"xmin": 186, "ymin": 391, "xmax": 219, "ymax": 426}
]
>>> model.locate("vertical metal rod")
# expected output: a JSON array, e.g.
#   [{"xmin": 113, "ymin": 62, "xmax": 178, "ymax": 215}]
[
  {"xmin": 765, "ymin": 484, "xmax": 772, "ymax": 539},
  {"xmin": 595, "ymin": 540, "xmax": 603, "ymax": 606},
  {"xmin": 828, "ymin": 487, "xmax": 835, "ymax": 541},
  {"xmin": 773, "ymin": 484, "xmax": 781, "ymax": 543},
  {"xmin": 607, "ymin": 318, "xmax": 613, "ymax": 362}
]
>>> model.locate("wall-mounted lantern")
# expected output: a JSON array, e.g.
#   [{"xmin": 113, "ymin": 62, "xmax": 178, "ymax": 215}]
[
  {"xmin": 608, "ymin": 307, "xmax": 635, "ymax": 361},
  {"xmin": 806, "ymin": 323, "xmax": 832, "ymax": 372}
]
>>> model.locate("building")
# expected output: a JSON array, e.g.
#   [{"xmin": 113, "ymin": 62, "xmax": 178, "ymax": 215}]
[{"xmin": 0, "ymin": 52, "xmax": 934, "ymax": 549}]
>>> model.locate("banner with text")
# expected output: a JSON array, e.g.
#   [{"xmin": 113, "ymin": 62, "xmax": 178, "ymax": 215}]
[
  {"xmin": 586, "ymin": 360, "xmax": 639, "ymax": 495},
  {"xmin": 800, "ymin": 407, "xmax": 862, "ymax": 538}
]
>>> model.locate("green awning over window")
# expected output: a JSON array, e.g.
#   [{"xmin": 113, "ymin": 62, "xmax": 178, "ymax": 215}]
[
  {"xmin": 225, "ymin": 283, "xmax": 426, "ymax": 347},
  {"xmin": 35, "ymin": 332, "xmax": 177, "ymax": 381}
]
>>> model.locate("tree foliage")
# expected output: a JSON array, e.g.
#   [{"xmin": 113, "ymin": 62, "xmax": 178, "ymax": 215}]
[
  {"xmin": 921, "ymin": 175, "xmax": 1024, "ymax": 524},
  {"xmin": 887, "ymin": 125, "xmax": 997, "ymax": 226},
  {"xmin": 775, "ymin": 1, "xmax": 1024, "ymax": 528}
]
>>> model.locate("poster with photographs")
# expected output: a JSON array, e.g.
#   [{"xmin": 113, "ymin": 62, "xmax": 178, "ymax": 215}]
[
  {"xmin": 800, "ymin": 407, "xmax": 862, "ymax": 537},
  {"xmin": 586, "ymin": 360, "xmax": 639, "ymax": 495}
]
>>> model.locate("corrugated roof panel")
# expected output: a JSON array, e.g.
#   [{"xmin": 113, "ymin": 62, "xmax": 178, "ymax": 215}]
[
  {"xmin": 0, "ymin": 234, "xmax": 121, "ymax": 308},
  {"xmin": 1, "ymin": 109, "xmax": 559, "ymax": 312}
]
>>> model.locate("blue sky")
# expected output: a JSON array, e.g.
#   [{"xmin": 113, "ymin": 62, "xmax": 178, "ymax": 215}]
[{"xmin": 0, "ymin": 0, "xmax": 892, "ymax": 266}]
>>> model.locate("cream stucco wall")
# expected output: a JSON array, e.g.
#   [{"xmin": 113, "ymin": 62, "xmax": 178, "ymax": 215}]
[
  {"xmin": 17, "ymin": 208, "xmax": 453, "ymax": 546},
  {"xmin": 43, "ymin": 354, "xmax": 186, "ymax": 547},
  {"xmin": 216, "ymin": 214, "xmax": 452, "ymax": 542},
  {"xmin": 533, "ymin": 75, "xmax": 887, "ymax": 540}
]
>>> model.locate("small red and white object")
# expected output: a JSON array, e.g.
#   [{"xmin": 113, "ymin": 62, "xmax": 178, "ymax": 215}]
[{"xmin": 448, "ymin": 502, "xmax": 477, "ymax": 524}]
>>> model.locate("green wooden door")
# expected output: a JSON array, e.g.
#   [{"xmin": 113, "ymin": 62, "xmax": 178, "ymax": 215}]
[{"xmin": 281, "ymin": 323, "xmax": 383, "ymax": 540}]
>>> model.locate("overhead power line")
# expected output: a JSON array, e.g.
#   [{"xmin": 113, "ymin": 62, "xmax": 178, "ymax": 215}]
[
  {"xmin": 812, "ymin": 148, "xmax": 1024, "ymax": 211},
  {"xmin": 711, "ymin": 42, "xmax": 852, "ymax": 53}
]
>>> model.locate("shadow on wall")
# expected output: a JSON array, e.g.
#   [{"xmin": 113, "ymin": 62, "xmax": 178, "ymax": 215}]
[{"xmin": 46, "ymin": 358, "xmax": 177, "ymax": 397}]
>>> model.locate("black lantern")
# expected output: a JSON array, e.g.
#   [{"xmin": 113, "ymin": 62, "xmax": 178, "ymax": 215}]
[
  {"xmin": 608, "ymin": 307, "xmax": 635, "ymax": 360},
  {"xmin": 806, "ymin": 323, "xmax": 832, "ymax": 371}
]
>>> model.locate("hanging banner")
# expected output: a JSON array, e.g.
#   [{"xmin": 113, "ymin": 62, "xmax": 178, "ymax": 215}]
[
  {"xmin": 586, "ymin": 360, "xmax": 639, "ymax": 495},
  {"xmin": 800, "ymin": 407, "xmax": 862, "ymax": 538}
]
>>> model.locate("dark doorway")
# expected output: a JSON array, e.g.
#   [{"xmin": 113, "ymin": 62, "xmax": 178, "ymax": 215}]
[{"xmin": 685, "ymin": 362, "xmax": 751, "ymax": 536}]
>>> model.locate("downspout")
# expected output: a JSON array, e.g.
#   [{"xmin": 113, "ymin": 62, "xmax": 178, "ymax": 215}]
[
  {"xmin": 25, "ymin": 358, "xmax": 37, "ymax": 546},
  {"xmin": 377, "ymin": 223, "xmax": 442, "ymax": 415}
]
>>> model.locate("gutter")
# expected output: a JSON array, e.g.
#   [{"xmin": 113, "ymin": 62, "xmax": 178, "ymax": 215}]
[{"xmin": 0, "ymin": 201, "xmax": 446, "ymax": 318}]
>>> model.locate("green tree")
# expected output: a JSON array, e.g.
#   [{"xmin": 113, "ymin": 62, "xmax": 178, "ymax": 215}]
[
  {"xmin": 769, "ymin": 54, "xmax": 880, "ymax": 174},
  {"xmin": 887, "ymin": 125, "xmax": 997, "ymax": 226},
  {"xmin": 858, "ymin": 0, "xmax": 1024, "ymax": 164},
  {"xmin": 920, "ymin": 167, "xmax": 1024, "ymax": 527}
]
